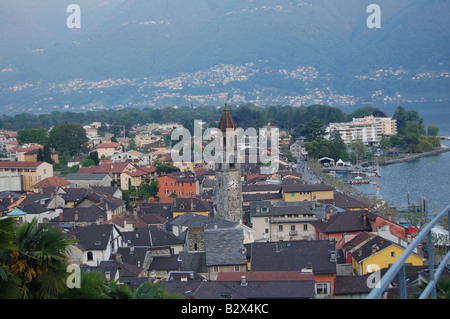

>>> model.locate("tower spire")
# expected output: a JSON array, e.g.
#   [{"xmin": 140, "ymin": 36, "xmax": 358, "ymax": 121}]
[{"xmin": 218, "ymin": 102, "xmax": 236, "ymax": 133}]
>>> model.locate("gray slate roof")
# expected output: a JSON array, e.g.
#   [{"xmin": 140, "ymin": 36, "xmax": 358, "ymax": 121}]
[
  {"xmin": 65, "ymin": 173, "xmax": 110, "ymax": 181},
  {"xmin": 247, "ymin": 240, "xmax": 338, "ymax": 275},
  {"xmin": 204, "ymin": 228, "xmax": 247, "ymax": 266},
  {"xmin": 170, "ymin": 213, "xmax": 238, "ymax": 230}
]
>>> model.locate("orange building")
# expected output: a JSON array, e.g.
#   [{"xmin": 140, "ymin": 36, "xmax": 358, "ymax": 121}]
[{"xmin": 157, "ymin": 172, "xmax": 199, "ymax": 199}]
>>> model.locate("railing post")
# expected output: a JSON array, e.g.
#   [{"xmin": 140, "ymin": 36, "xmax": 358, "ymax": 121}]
[
  {"xmin": 398, "ymin": 264, "xmax": 407, "ymax": 299},
  {"xmin": 427, "ymin": 231, "xmax": 437, "ymax": 299}
]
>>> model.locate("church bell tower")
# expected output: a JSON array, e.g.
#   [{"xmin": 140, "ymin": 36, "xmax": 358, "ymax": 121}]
[{"xmin": 215, "ymin": 103, "xmax": 243, "ymax": 223}]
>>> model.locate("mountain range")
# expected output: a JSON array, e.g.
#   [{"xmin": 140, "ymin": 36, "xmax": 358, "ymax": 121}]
[{"xmin": 0, "ymin": 0, "xmax": 449, "ymax": 114}]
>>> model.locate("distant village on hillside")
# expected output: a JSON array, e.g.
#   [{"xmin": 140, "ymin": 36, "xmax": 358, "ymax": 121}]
[{"xmin": 0, "ymin": 106, "xmax": 442, "ymax": 300}]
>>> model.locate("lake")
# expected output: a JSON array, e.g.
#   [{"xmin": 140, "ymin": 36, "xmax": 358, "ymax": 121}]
[{"xmin": 342, "ymin": 102, "xmax": 450, "ymax": 215}]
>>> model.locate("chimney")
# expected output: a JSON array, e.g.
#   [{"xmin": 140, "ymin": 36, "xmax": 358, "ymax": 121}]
[
  {"xmin": 133, "ymin": 207, "xmax": 138, "ymax": 219},
  {"xmin": 241, "ymin": 276, "xmax": 248, "ymax": 287},
  {"xmin": 359, "ymin": 248, "xmax": 363, "ymax": 256},
  {"xmin": 372, "ymin": 245, "xmax": 377, "ymax": 253},
  {"xmin": 363, "ymin": 212, "xmax": 367, "ymax": 228},
  {"xmin": 380, "ymin": 238, "xmax": 384, "ymax": 245},
  {"xmin": 115, "ymin": 254, "xmax": 122, "ymax": 263},
  {"xmin": 74, "ymin": 211, "xmax": 78, "ymax": 222},
  {"xmin": 97, "ymin": 215, "xmax": 104, "ymax": 225},
  {"xmin": 59, "ymin": 212, "xmax": 63, "ymax": 221},
  {"xmin": 326, "ymin": 210, "xmax": 330, "ymax": 221},
  {"xmin": 191, "ymin": 199, "xmax": 194, "ymax": 211}
]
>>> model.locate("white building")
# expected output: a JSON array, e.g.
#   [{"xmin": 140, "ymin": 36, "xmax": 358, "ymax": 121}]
[
  {"xmin": 352, "ymin": 115, "xmax": 397, "ymax": 136},
  {"xmin": 326, "ymin": 116, "xmax": 396, "ymax": 146},
  {"xmin": 0, "ymin": 172, "xmax": 22, "ymax": 192}
]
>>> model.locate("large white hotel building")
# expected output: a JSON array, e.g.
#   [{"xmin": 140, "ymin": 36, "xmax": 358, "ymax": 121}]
[{"xmin": 325, "ymin": 115, "xmax": 397, "ymax": 146}]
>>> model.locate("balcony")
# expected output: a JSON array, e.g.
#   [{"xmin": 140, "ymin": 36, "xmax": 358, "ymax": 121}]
[{"xmin": 367, "ymin": 204, "xmax": 450, "ymax": 299}]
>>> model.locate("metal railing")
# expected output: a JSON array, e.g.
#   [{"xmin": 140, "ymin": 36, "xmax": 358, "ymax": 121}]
[{"xmin": 367, "ymin": 204, "xmax": 450, "ymax": 299}]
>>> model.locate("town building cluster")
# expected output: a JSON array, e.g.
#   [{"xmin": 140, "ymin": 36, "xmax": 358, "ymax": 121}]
[{"xmin": 0, "ymin": 108, "xmax": 430, "ymax": 299}]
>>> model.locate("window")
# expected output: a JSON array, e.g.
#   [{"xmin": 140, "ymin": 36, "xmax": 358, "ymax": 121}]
[
  {"xmin": 213, "ymin": 266, "xmax": 219, "ymax": 272},
  {"xmin": 234, "ymin": 265, "xmax": 240, "ymax": 272},
  {"xmin": 194, "ymin": 243, "xmax": 198, "ymax": 251},
  {"xmin": 391, "ymin": 251, "xmax": 395, "ymax": 258},
  {"xmin": 278, "ymin": 225, "xmax": 283, "ymax": 231},
  {"xmin": 291, "ymin": 192, "xmax": 295, "ymax": 197},
  {"xmin": 265, "ymin": 228, "xmax": 269, "ymax": 233},
  {"xmin": 303, "ymin": 224, "xmax": 308, "ymax": 231},
  {"xmin": 87, "ymin": 252, "xmax": 93, "ymax": 261},
  {"xmin": 315, "ymin": 282, "xmax": 330, "ymax": 296},
  {"xmin": 290, "ymin": 225, "xmax": 296, "ymax": 231}
]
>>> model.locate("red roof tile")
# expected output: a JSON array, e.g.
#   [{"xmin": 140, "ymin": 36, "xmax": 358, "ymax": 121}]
[
  {"xmin": 0, "ymin": 161, "xmax": 47, "ymax": 168},
  {"xmin": 32, "ymin": 176, "xmax": 71, "ymax": 188}
]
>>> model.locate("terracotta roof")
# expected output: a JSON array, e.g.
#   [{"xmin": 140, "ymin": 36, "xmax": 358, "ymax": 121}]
[
  {"xmin": 95, "ymin": 142, "xmax": 121, "ymax": 149},
  {"xmin": 32, "ymin": 176, "xmax": 71, "ymax": 188},
  {"xmin": 341, "ymin": 231, "xmax": 376, "ymax": 252},
  {"xmin": 218, "ymin": 103, "xmax": 237, "ymax": 133},
  {"xmin": 0, "ymin": 161, "xmax": 47, "ymax": 168},
  {"xmin": 17, "ymin": 144, "xmax": 43, "ymax": 153}
]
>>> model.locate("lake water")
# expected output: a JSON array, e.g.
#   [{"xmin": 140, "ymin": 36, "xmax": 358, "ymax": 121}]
[{"xmin": 341, "ymin": 102, "xmax": 450, "ymax": 215}]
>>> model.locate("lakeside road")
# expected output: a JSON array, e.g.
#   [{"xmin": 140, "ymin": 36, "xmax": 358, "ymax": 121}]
[
  {"xmin": 295, "ymin": 160, "xmax": 322, "ymax": 184},
  {"xmin": 380, "ymin": 147, "xmax": 450, "ymax": 165}
]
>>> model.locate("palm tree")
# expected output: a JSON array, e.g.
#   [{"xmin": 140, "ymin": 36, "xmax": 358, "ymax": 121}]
[
  {"xmin": 0, "ymin": 218, "xmax": 21, "ymax": 298},
  {"xmin": 2, "ymin": 218, "xmax": 73, "ymax": 299},
  {"xmin": 132, "ymin": 280, "xmax": 181, "ymax": 299},
  {"xmin": 411, "ymin": 277, "xmax": 450, "ymax": 299},
  {"xmin": 60, "ymin": 271, "xmax": 181, "ymax": 299}
]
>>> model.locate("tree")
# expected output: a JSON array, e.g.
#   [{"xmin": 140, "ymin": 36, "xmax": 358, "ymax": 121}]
[
  {"xmin": 43, "ymin": 145, "xmax": 53, "ymax": 164},
  {"xmin": 0, "ymin": 218, "xmax": 21, "ymax": 299},
  {"xmin": 393, "ymin": 106, "xmax": 423, "ymax": 135},
  {"xmin": 1, "ymin": 218, "xmax": 73, "ymax": 299},
  {"xmin": 36, "ymin": 148, "xmax": 44, "ymax": 162},
  {"xmin": 427, "ymin": 125, "xmax": 439, "ymax": 137},
  {"xmin": 329, "ymin": 130, "xmax": 349, "ymax": 161},
  {"xmin": 350, "ymin": 142, "xmax": 367, "ymax": 163},
  {"xmin": 89, "ymin": 151, "xmax": 100, "ymax": 165},
  {"xmin": 301, "ymin": 117, "xmax": 325, "ymax": 141},
  {"xmin": 49, "ymin": 123, "xmax": 89, "ymax": 158},
  {"xmin": 17, "ymin": 128, "xmax": 49, "ymax": 146},
  {"xmin": 379, "ymin": 138, "xmax": 392, "ymax": 149},
  {"xmin": 132, "ymin": 280, "xmax": 180, "ymax": 299},
  {"xmin": 411, "ymin": 277, "xmax": 450, "ymax": 299},
  {"xmin": 155, "ymin": 161, "xmax": 180, "ymax": 175}
]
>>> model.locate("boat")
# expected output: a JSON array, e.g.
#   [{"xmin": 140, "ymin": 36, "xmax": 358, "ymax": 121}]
[{"xmin": 366, "ymin": 172, "xmax": 377, "ymax": 177}]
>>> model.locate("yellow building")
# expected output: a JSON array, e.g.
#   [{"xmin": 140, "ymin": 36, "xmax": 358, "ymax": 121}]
[
  {"xmin": 351, "ymin": 236, "xmax": 423, "ymax": 275},
  {"xmin": 23, "ymin": 148, "xmax": 59, "ymax": 164},
  {"xmin": 0, "ymin": 161, "xmax": 54, "ymax": 192},
  {"xmin": 281, "ymin": 184, "xmax": 335, "ymax": 202},
  {"xmin": 171, "ymin": 197, "xmax": 212, "ymax": 218}
]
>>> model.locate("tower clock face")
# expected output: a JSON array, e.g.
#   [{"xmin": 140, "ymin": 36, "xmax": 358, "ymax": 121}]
[{"xmin": 228, "ymin": 179, "xmax": 238, "ymax": 189}]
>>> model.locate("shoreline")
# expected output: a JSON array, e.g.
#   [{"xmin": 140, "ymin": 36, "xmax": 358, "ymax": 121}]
[{"xmin": 379, "ymin": 147, "xmax": 450, "ymax": 166}]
